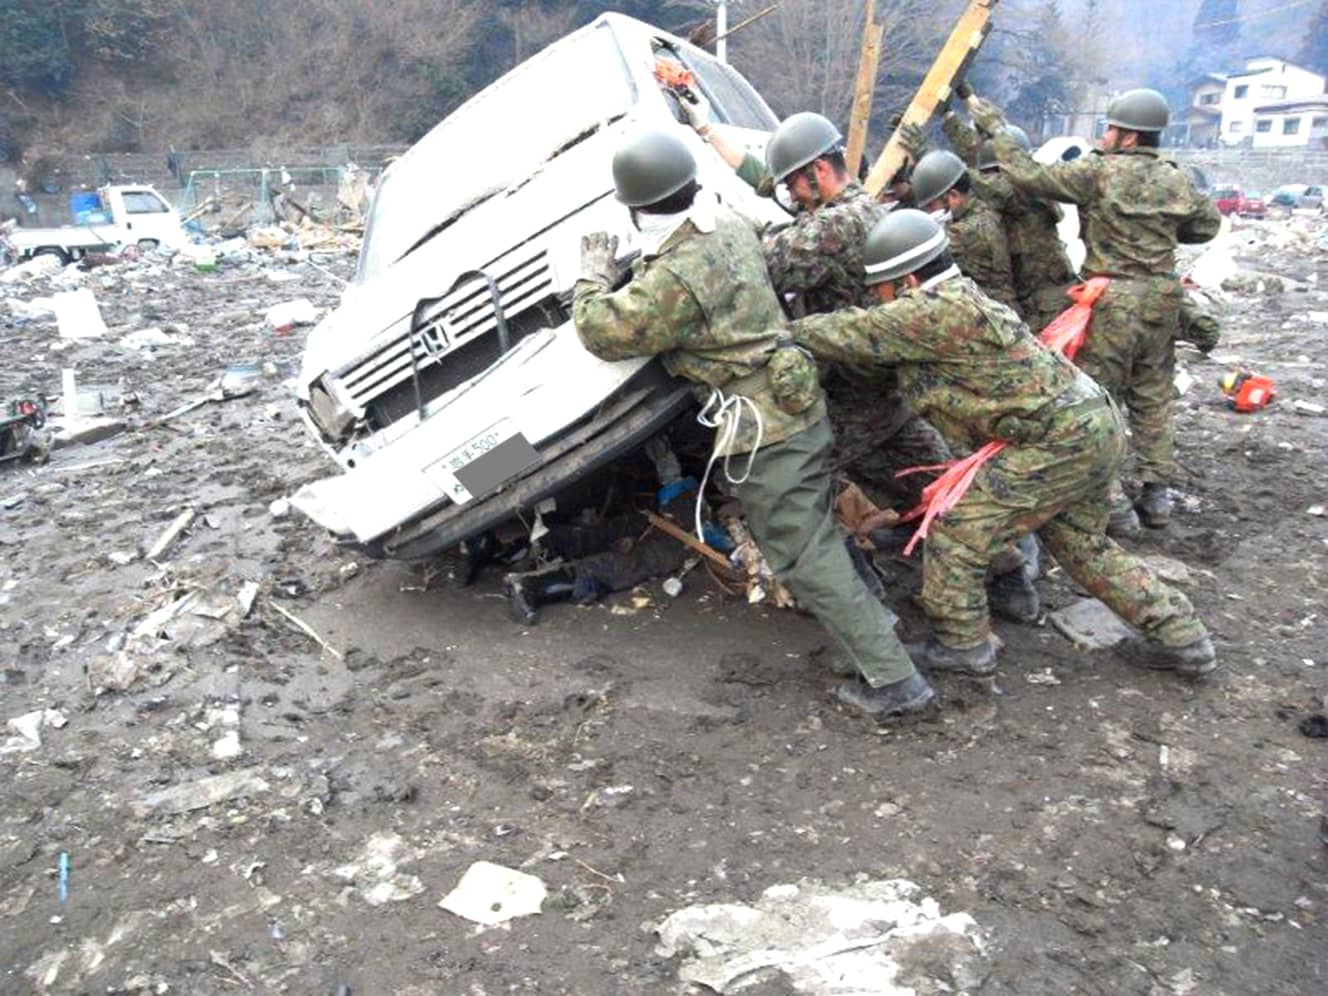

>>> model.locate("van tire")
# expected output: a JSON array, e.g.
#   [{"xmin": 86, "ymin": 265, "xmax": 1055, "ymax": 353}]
[{"xmin": 137, "ymin": 239, "xmax": 159, "ymax": 251}]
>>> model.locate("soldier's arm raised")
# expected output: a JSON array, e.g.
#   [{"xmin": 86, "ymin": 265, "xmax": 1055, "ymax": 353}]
[
  {"xmin": 942, "ymin": 113, "xmax": 981, "ymax": 167},
  {"xmin": 573, "ymin": 266, "xmax": 704, "ymax": 362},
  {"xmin": 991, "ymin": 133, "xmax": 1099, "ymax": 206}
]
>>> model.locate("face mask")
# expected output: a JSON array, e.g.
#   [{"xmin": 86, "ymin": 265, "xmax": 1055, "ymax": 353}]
[
  {"xmin": 928, "ymin": 207, "xmax": 952, "ymax": 225},
  {"xmin": 632, "ymin": 208, "xmax": 688, "ymax": 256}
]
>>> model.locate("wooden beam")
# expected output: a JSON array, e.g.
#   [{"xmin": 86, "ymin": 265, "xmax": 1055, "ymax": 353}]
[
  {"xmin": 845, "ymin": 1, "xmax": 885, "ymax": 178},
  {"xmin": 864, "ymin": 0, "xmax": 999, "ymax": 198}
]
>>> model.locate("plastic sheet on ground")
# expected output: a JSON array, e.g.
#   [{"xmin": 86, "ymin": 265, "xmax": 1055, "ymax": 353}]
[{"xmin": 654, "ymin": 877, "xmax": 985, "ymax": 994}]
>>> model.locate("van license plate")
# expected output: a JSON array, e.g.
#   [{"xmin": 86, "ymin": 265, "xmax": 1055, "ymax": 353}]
[{"xmin": 426, "ymin": 419, "xmax": 539, "ymax": 504}]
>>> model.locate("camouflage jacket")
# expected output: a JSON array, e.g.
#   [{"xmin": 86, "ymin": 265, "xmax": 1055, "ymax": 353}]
[
  {"xmin": 573, "ymin": 207, "xmax": 825, "ymax": 456},
  {"xmin": 943, "ymin": 114, "xmax": 1078, "ymax": 301},
  {"xmin": 948, "ymin": 195, "xmax": 1021, "ymax": 313},
  {"xmin": 790, "ymin": 272, "xmax": 1102, "ymax": 454},
  {"xmin": 733, "ymin": 152, "xmax": 882, "ymax": 314},
  {"xmin": 992, "ymin": 138, "xmax": 1221, "ymax": 279}
]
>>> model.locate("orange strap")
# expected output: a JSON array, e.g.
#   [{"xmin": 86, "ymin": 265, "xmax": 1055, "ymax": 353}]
[{"xmin": 893, "ymin": 278, "xmax": 1111, "ymax": 555}]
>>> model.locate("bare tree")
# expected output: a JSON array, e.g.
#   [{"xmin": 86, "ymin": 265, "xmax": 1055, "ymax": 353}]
[
  {"xmin": 728, "ymin": 0, "xmax": 943, "ymax": 131},
  {"xmin": 498, "ymin": 2, "xmax": 581, "ymax": 64}
]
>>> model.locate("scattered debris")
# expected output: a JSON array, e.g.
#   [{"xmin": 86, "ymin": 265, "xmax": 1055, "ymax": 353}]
[
  {"xmin": 439, "ymin": 861, "xmax": 547, "ymax": 926},
  {"xmin": 331, "ymin": 832, "xmax": 425, "ymax": 906},
  {"xmin": 52, "ymin": 288, "xmax": 109, "ymax": 339},
  {"xmin": 133, "ymin": 767, "xmax": 271, "ymax": 815},
  {"xmin": 146, "ymin": 508, "xmax": 197, "ymax": 561},
  {"xmin": 1, "ymin": 708, "xmax": 67, "ymax": 755},
  {"xmin": 1049, "ymin": 598, "xmax": 1133, "ymax": 650},
  {"xmin": 265, "ymin": 298, "xmax": 318, "ymax": 333},
  {"xmin": 654, "ymin": 878, "xmax": 985, "ymax": 995}
]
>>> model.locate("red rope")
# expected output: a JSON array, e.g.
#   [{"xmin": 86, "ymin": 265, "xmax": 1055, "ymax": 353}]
[{"xmin": 893, "ymin": 278, "xmax": 1111, "ymax": 556}]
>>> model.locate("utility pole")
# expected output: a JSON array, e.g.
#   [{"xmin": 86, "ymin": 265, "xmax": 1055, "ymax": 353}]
[{"xmin": 716, "ymin": 1, "xmax": 729, "ymax": 63}]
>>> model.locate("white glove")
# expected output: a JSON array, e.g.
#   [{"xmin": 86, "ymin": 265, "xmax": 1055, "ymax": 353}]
[{"xmin": 680, "ymin": 90, "xmax": 713, "ymax": 134}]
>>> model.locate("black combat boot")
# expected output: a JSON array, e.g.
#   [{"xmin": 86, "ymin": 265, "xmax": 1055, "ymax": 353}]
[
  {"xmin": 988, "ymin": 566, "xmax": 1040, "ymax": 623},
  {"xmin": 1117, "ymin": 633, "xmax": 1216, "ymax": 678},
  {"xmin": 1136, "ymin": 482, "xmax": 1172, "ymax": 529},
  {"xmin": 1107, "ymin": 501, "xmax": 1142, "ymax": 540},
  {"xmin": 835, "ymin": 672, "xmax": 936, "ymax": 716},
  {"xmin": 503, "ymin": 567, "xmax": 577, "ymax": 625},
  {"xmin": 905, "ymin": 636, "xmax": 999, "ymax": 676}
]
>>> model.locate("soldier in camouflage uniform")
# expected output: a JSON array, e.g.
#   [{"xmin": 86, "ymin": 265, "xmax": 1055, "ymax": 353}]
[
  {"xmin": 573, "ymin": 129, "xmax": 935, "ymax": 717},
  {"xmin": 910, "ymin": 149, "xmax": 1022, "ymax": 314},
  {"xmin": 682, "ymin": 104, "xmax": 950, "ymax": 510},
  {"xmin": 790, "ymin": 209, "xmax": 1217, "ymax": 678},
  {"xmin": 969, "ymin": 89, "xmax": 1222, "ymax": 533},
  {"xmin": 943, "ymin": 113, "xmax": 1080, "ymax": 331}
]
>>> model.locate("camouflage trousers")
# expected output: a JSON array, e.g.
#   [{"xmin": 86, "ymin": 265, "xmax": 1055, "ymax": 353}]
[
  {"xmin": 1021, "ymin": 280, "xmax": 1078, "ymax": 334},
  {"xmin": 923, "ymin": 397, "xmax": 1207, "ymax": 649},
  {"xmin": 734, "ymin": 417, "xmax": 917, "ymax": 687},
  {"xmin": 827, "ymin": 374, "xmax": 951, "ymax": 509},
  {"xmin": 1075, "ymin": 276, "xmax": 1183, "ymax": 484}
]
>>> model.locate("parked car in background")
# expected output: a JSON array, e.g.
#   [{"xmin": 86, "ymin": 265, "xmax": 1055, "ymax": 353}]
[
  {"xmin": 1210, "ymin": 187, "xmax": 1266, "ymax": 219},
  {"xmin": 1237, "ymin": 190, "xmax": 1268, "ymax": 219},
  {"xmin": 1269, "ymin": 183, "xmax": 1325, "ymax": 210}
]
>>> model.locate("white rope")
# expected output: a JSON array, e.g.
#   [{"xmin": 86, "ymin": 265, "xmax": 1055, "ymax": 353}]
[{"xmin": 693, "ymin": 387, "xmax": 765, "ymax": 540}]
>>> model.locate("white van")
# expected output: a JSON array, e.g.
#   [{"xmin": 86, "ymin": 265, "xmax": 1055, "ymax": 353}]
[{"xmin": 291, "ymin": 14, "xmax": 787, "ymax": 560}]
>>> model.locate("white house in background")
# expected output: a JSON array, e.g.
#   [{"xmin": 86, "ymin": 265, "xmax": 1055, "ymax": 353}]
[
  {"xmin": 1250, "ymin": 97, "xmax": 1328, "ymax": 149},
  {"xmin": 1218, "ymin": 56, "xmax": 1325, "ymax": 146}
]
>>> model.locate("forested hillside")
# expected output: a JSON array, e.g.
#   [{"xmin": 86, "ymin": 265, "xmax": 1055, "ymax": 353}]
[{"xmin": 1, "ymin": 0, "xmax": 1323, "ymax": 168}]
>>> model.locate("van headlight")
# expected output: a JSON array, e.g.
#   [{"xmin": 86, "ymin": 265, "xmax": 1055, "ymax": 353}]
[{"xmin": 306, "ymin": 379, "xmax": 356, "ymax": 443}]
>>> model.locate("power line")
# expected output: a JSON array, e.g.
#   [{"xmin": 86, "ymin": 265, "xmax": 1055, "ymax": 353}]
[{"xmin": 1195, "ymin": 0, "xmax": 1318, "ymax": 29}]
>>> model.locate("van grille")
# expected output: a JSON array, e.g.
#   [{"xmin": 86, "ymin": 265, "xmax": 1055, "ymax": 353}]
[{"xmin": 331, "ymin": 250, "xmax": 554, "ymax": 416}]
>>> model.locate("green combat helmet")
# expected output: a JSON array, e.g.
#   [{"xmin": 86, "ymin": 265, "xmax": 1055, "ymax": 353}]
[
  {"xmin": 977, "ymin": 124, "xmax": 1032, "ymax": 170},
  {"xmin": 1105, "ymin": 88, "xmax": 1170, "ymax": 133},
  {"xmin": 863, "ymin": 209, "xmax": 950, "ymax": 285},
  {"xmin": 765, "ymin": 112, "xmax": 843, "ymax": 183},
  {"xmin": 909, "ymin": 150, "xmax": 967, "ymax": 208},
  {"xmin": 612, "ymin": 130, "xmax": 697, "ymax": 207}
]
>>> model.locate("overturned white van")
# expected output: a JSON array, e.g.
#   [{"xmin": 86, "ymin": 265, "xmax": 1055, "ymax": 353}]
[{"xmin": 291, "ymin": 13, "xmax": 787, "ymax": 560}]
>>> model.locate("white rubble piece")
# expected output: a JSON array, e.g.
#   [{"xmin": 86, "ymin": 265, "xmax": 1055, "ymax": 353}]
[
  {"xmin": 265, "ymin": 298, "xmax": 318, "ymax": 332},
  {"xmin": 331, "ymin": 832, "xmax": 425, "ymax": 906},
  {"xmin": 52, "ymin": 288, "xmax": 109, "ymax": 339},
  {"xmin": 654, "ymin": 877, "xmax": 985, "ymax": 995},
  {"xmin": 146, "ymin": 508, "xmax": 197, "ymax": 561},
  {"xmin": 1049, "ymin": 598, "xmax": 1134, "ymax": 650},
  {"xmin": 133, "ymin": 767, "xmax": 271, "ymax": 815},
  {"xmin": 1, "ymin": 708, "xmax": 68, "ymax": 756},
  {"xmin": 439, "ymin": 861, "xmax": 547, "ymax": 926},
  {"xmin": 0, "ymin": 253, "xmax": 62, "ymax": 284},
  {"xmin": 7, "ymin": 296, "xmax": 56, "ymax": 321}
]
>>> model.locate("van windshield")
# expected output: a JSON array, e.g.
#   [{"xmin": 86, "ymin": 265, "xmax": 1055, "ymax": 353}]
[{"xmin": 357, "ymin": 22, "xmax": 636, "ymax": 283}]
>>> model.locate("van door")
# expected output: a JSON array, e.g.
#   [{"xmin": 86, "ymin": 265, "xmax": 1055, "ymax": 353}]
[{"xmin": 113, "ymin": 188, "xmax": 185, "ymax": 248}]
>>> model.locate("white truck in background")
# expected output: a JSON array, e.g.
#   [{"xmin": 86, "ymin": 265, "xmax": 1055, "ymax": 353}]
[{"xmin": 2, "ymin": 184, "xmax": 187, "ymax": 264}]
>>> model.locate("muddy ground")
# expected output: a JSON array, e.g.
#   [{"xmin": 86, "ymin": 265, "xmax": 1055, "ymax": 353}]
[{"xmin": 0, "ymin": 218, "xmax": 1325, "ymax": 996}]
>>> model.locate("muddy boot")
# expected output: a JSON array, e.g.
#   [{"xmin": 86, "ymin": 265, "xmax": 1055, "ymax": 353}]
[
  {"xmin": 458, "ymin": 530, "xmax": 532, "ymax": 586},
  {"xmin": 1107, "ymin": 501, "xmax": 1142, "ymax": 540},
  {"xmin": 905, "ymin": 636, "xmax": 999, "ymax": 676},
  {"xmin": 835, "ymin": 672, "xmax": 935, "ymax": 716},
  {"xmin": 1116, "ymin": 633, "xmax": 1216, "ymax": 678},
  {"xmin": 988, "ymin": 570, "xmax": 1040, "ymax": 623},
  {"xmin": 1136, "ymin": 483, "xmax": 1172, "ymax": 530},
  {"xmin": 503, "ymin": 567, "xmax": 577, "ymax": 625}
]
